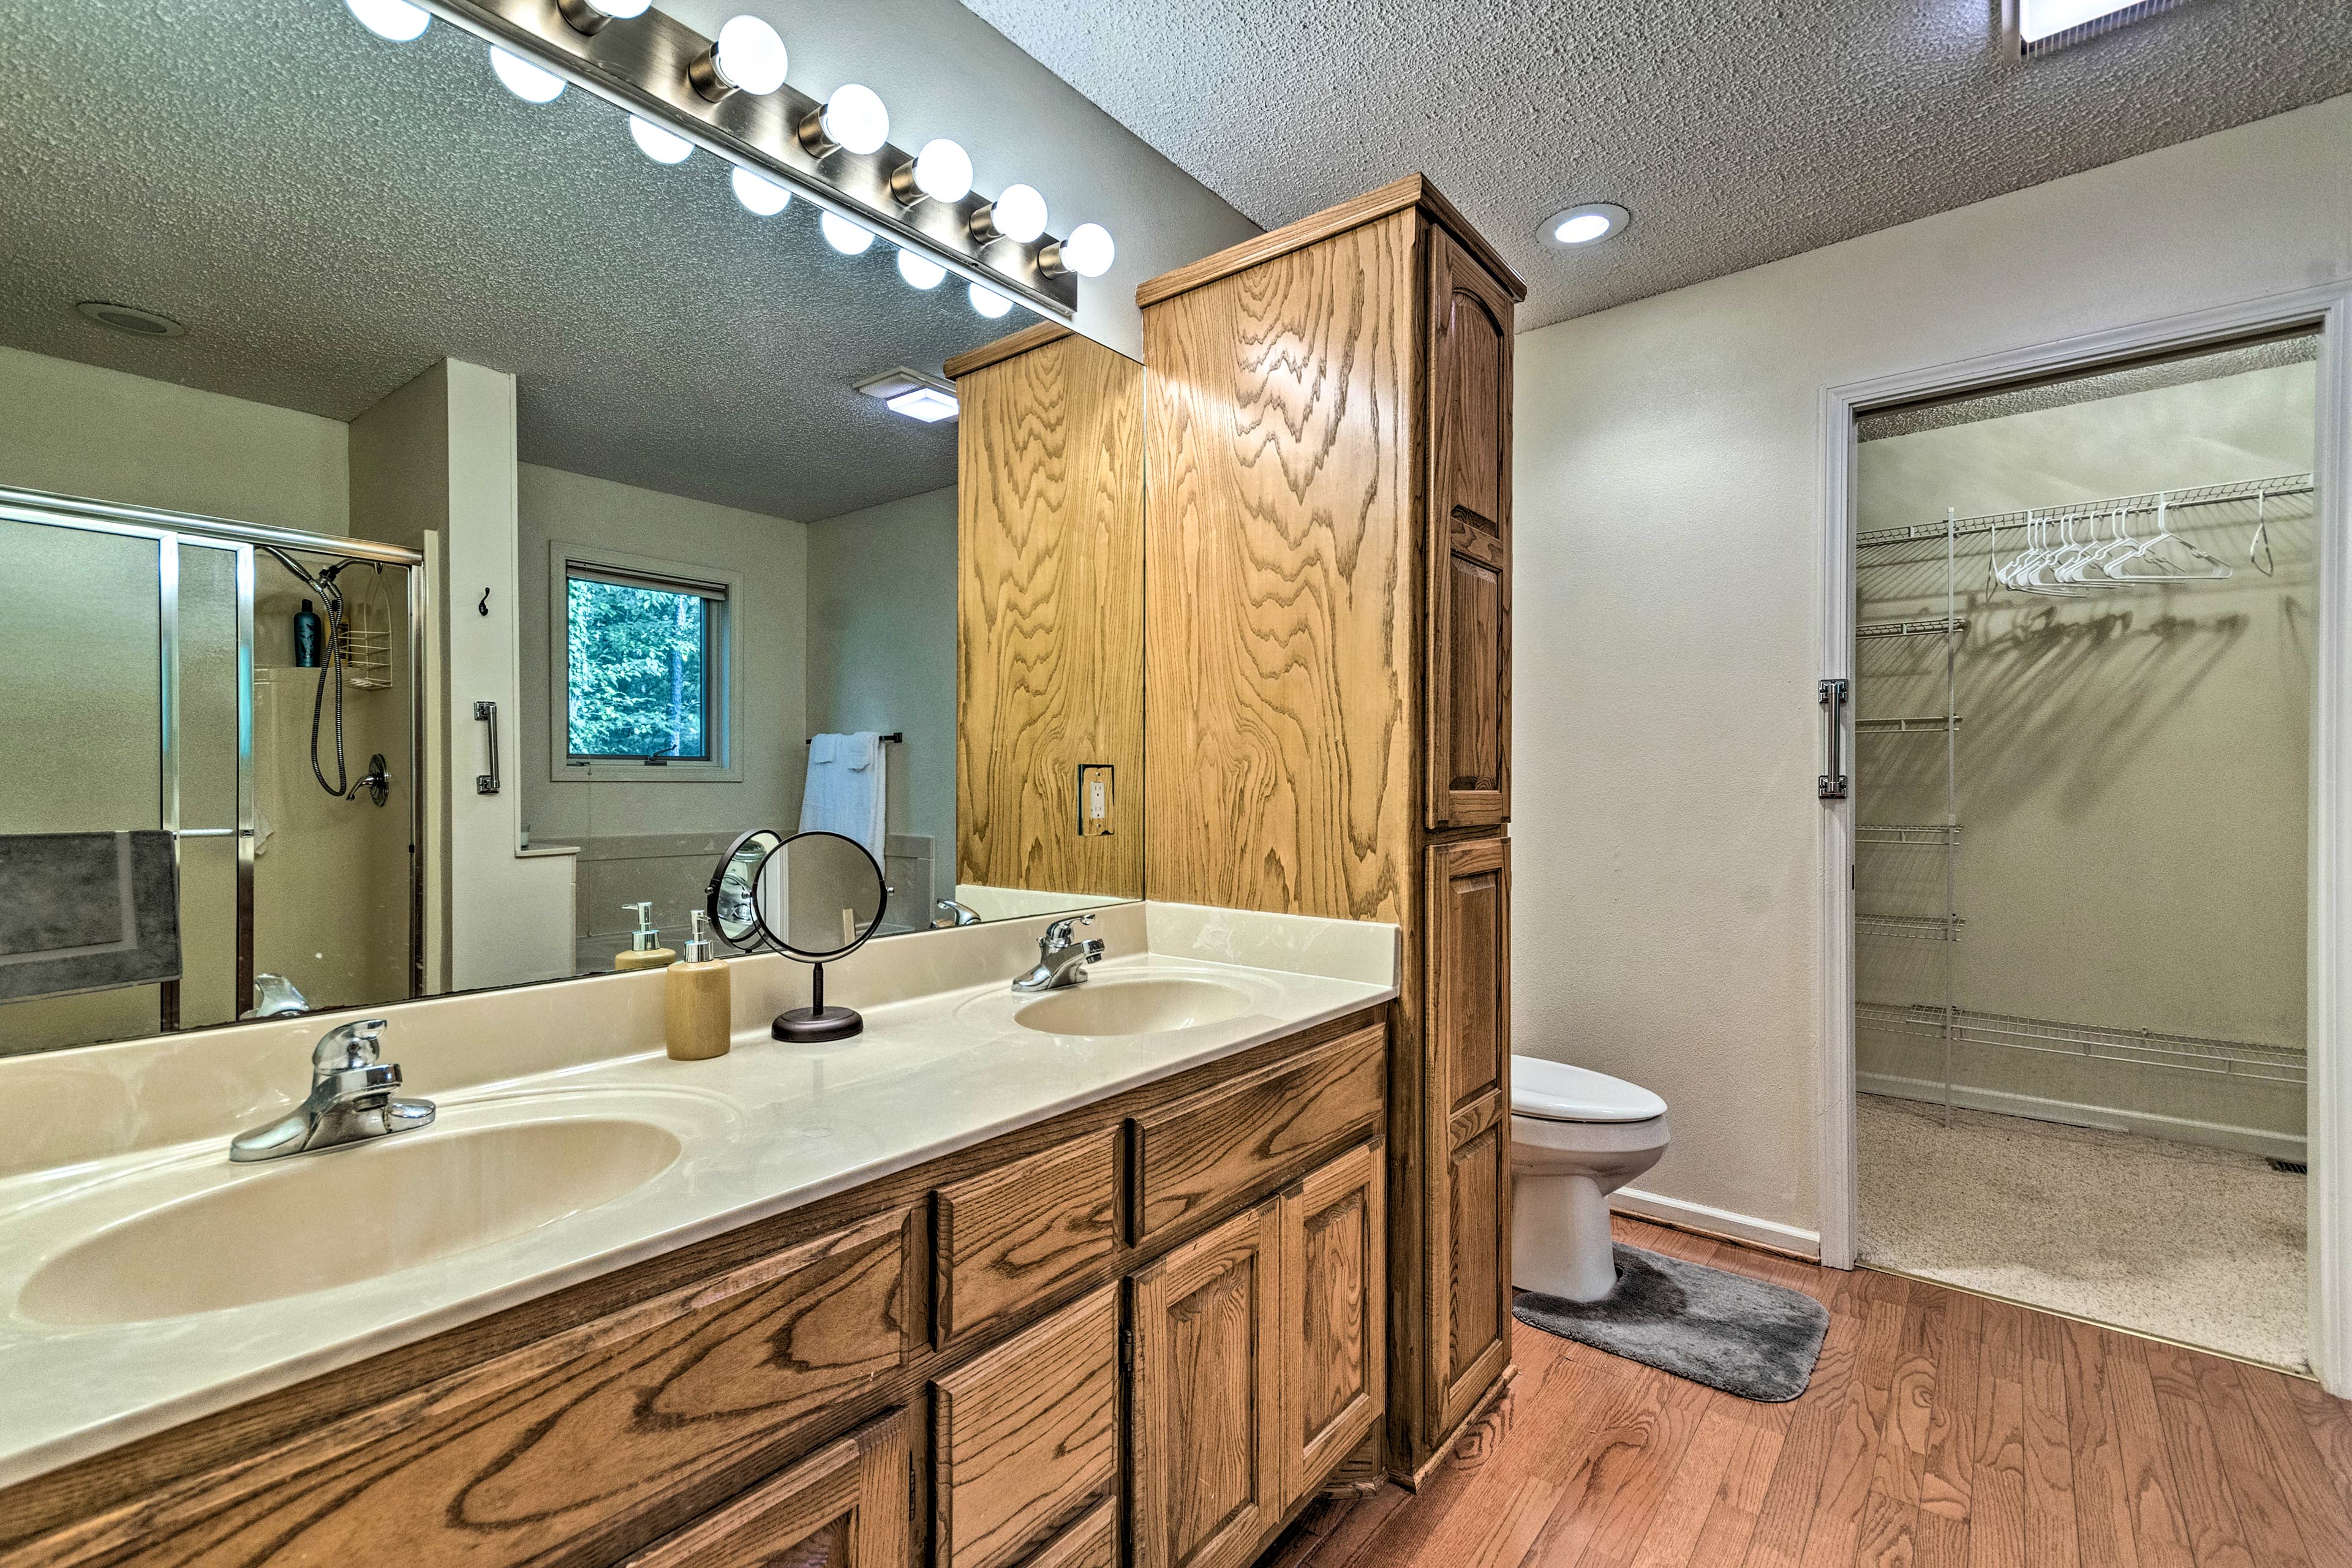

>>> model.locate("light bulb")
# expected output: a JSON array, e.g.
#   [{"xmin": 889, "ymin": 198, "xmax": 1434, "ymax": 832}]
[
  {"xmin": 489, "ymin": 46, "xmax": 566, "ymax": 103},
  {"xmin": 1539, "ymin": 202, "xmax": 1627, "ymax": 249},
  {"xmin": 968, "ymin": 282, "xmax": 1012, "ymax": 318},
  {"xmin": 731, "ymin": 166, "xmax": 791, "ymax": 216},
  {"xmin": 693, "ymin": 14, "xmax": 788, "ymax": 99},
  {"xmin": 1554, "ymin": 213, "xmax": 1609, "ymax": 244},
  {"xmin": 554, "ymin": 0, "xmax": 649, "ymax": 32},
  {"xmin": 816, "ymin": 85, "xmax": 889, "ymax": 156},
  {"xmin": 628, "ymin": 116, "xmax": 695, "ymax": 165},
  {"xmin": 896, "ymin": 249, "xmax": 946, "ymax": 290},
  {"xmin": 892, "ymin": 138, "xmax": 971, "ymax": 206},
  {"xmin": 820, "ymin": 211, "xmax": 876, "ymax": 256},
  {"xmin": 344, "ymin": 0, "xmax": 429, "ymax": 42},
  {"xmin": 1041, "ymin": 222, "xmax": 1115, "ymax": 279},
  {"xmin": 974, "ymin": 183, "xmax": 1048, "ymax": 244},
  {"xmin": 597, "ymin": 0, "xmax": 652, "ymax": 14}
]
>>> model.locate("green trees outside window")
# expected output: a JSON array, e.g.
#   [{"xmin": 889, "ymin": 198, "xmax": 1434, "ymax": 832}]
[{"xmin": 566, "ymin": 577, "xmax": 710, "ymax": 760}]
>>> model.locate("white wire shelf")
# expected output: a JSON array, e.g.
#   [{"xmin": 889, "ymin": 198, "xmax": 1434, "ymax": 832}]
[
  {"xmin": 1858, "ymin": 472, "xmax": 2313, "ymax": 551},
  {"xmin": 1858, "ymin": 616, "xmax": 1967, "ymax": 639},
  {"xmin": 1856, "ymin": 824, "xmax": 1961, "ymax": 845},
  {"xmin": 1857, "ymin": 913, "xmax": 1963, "ymax": 941},
  {"xmin": 1856, "ymin": 715, "xmax": 1962, "ymax": 734},
  {"xmin": 1857, "ymin": 1001, "xmax": 2305, "ymax": 1085}
]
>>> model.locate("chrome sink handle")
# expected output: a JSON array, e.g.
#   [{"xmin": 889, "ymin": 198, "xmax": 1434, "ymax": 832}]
[
  {"xmin": 1013, "ymin": 914, "xmax": 1104, "ymax": 993},
  {"xmin": 1042, "ymin": 914, "xmax": 1093, "ymax": 951},
  {"xmin": 231, "ymin": 1017, "xmax": 435, "ymax": 1163}
]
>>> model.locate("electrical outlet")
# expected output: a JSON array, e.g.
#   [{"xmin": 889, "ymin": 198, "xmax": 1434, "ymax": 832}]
[{"xmin": 1079, "ymin": 764, "xmax": 1114, "ymax": 837}]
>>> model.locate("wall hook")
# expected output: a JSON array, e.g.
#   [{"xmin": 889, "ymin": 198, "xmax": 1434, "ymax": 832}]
[{"xmin": 477, "ymin": 587, "xmax": 491, "ymax": 617}]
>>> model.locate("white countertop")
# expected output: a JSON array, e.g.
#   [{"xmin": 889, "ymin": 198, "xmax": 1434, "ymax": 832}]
[{"xmin": 0, "ymin": 904, "xmax": 1395, "ymax": 1491}]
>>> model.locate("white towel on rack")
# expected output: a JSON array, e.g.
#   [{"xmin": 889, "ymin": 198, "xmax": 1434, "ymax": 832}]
[{"xmin": 799, "ymin": 731, "xmax": 886, "ymax": 859}]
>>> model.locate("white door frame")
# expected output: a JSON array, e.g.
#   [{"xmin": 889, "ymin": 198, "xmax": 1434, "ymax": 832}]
[{"xmin": 1816, "ymin": 280, "xmax": 2352, "ymax": 1395}]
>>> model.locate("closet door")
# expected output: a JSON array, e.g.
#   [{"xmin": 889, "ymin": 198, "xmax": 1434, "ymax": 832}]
[
  {"xmin": 1423, "ymin": 227, "xmax": 1515, "ymax": 830},
  {"xmin": 1424, "ymin": 834, "xmax": 1512, "ymax": 1436}
]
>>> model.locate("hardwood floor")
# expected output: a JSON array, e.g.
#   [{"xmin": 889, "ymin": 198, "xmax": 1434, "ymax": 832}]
[{"xmin": 1259, "ymin": 1216, "xmax": 2352, "ymax": 1568}]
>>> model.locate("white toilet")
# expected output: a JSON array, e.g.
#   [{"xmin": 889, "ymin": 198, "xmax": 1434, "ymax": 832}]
[{"xmin": 1510, "ymin": 1056, "xmax": 1670, "ymax": 1302}]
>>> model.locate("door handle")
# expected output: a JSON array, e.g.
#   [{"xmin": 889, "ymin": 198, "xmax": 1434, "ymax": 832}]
[
  {"xmin": 475, "ymin": 700, "xmax": 501, "ymax": 795},
  {"xmin": 1818, "ymin": 679, "xmax": 1849, "ymax": 800}
]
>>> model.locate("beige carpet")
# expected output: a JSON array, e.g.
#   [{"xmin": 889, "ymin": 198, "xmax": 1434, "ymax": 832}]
[{"xmin": 1856, "ymin": 1093, "xmax": 2307, "ymax": 1371}]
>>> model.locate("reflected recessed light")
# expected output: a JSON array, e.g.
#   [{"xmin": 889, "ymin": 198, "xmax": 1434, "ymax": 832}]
[
  {"xmin": 730, "ymin": 165, "xmax": 791, "ymax": 215},
  {"xmin": 75, "ymin": 300, "xmax": 186, "ymax": 338},
  {"xmin": 628, "ymin": 115, "xmax": 694, "ymax": 164},
  {"xmin": 820, "ymin": 211, "xmax": 876, "ymax": 255},
  {"xmin": 344, "ymin": 0, "xmax": 430, "ymax": 42},
  {"xmin": 489, "ymin": 46, "xmax": 565, "ymax": 102},
  {"xmin": 1540, "ymin": 201, "xmax": 1628, "ymax": 249},
  {"xmin": 896, "ymin": 249, "xmax": 946, "ymax": 290},
  {"xmin": 854, "ymin": 369, "xmax": 959, "ymax": 423},
  {"xmin": 967, "ymin": 282, "xmax": 1012, "ymax": 318}
]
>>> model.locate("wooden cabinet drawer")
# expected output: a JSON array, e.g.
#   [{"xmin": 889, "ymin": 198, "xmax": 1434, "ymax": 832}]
[
  {"xmin": 1019, "ymin": 1498, "xmax": 1115, "ymax": 1568},
  {"xmin": 932, "ymin": 1284, "xmax": 1120, "ymax": 1568},
  {"xmin": 934, "ymin": 1127, "xmax": 1121, "ymax": 1348},
  {"xmin": 1131, "ymin": 1023, "xmax": 1386, "ymax": 1242},
  {"xmin": 620, "ymin": 1405, "xmax": 913, "ymax": 1568}
]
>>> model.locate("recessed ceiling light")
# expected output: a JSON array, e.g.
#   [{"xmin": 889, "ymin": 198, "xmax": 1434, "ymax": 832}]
[
  {"xmin": 854, "ymin": 369, "xmax": 959, "ymax": 423},
  {"xmin": 2007, "ymin": 0, "xmax": 2181, "ymax": 55},
  {"xmin": 75, "ymin": 301, "xmax": 186, "ymax": 338},
  {"xmin": 1540, "ymin": 202, "xmax": 1629, "ymax": 249}
]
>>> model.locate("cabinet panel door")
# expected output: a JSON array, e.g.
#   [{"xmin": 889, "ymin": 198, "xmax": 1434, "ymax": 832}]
[
  {"xmin": 1277, "ymin": 1139, "xmax": 1385, "ymax": 1507},
  {"xmin": 932, "ymin": 1284, "xmax": 1120, "ymax": 1568},
  {"xmin": 933, "ymin": 1126, "xmax": 1121, "ymax": 1349},
  {"xmin": 1128, "ymin": 1199, "xmax": 1284, "ymax": 1568},
  {"xmin": 620, "ymin": 1405, "xmax": 913, "ymax": 1568},
  {"xmin": 1424, "ymin": 834, "xmax": 1512, "ymax": 1436},
  {"xmin": 1424, "ymin": 227, "xmax": 1515, "ymax": 829}
]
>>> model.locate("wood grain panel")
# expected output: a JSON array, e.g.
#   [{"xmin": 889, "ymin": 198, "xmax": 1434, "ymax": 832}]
[
  {"xmin": 1132, "ymin": 1022, "xmax": 1386, "ymax": 1241},
  {"xmin": 1279, "ymin": 1140, "xmax": 1387, "ymax": 1507},
  {"xmin": 931, "ymin": 1285, "xmax": 1118, "ymax": 1568},
  {"xmin": 1141, "ymin": 211, "xmax": 1421, "ymax": 922},
  {"xmin": 1022, "ymin": 1498, "xmax": 1116, "ymax": 1568},
  {"xmin": 1130, "ymin": 1200, "xmax": 1285, "ymax": 1568},
  {"xmin": 619, "ymin": 1404, "xmax": 912, "ymax": 1568},
  {"xmin": 1434, "ymin": 837, "xmax": 1505, "ymax": 1114},
  {"xmin": 955, "ymin": 329, "xmax": 1144, "ymax": 899},
  {"xmin": 933, "ymin": 1127, "xmax": 1120, "ymax": 1348},
  {"xmin": 7, "ymin": 1206, "xmax": 922, "ymax": 1568}
]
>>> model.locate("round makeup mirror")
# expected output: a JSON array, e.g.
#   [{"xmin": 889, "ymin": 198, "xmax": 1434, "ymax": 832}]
[
  {"xmin": 748, "ymin": 829, "xmax": 889, "ymax": 1041},
  {"xmin": 705, "ymin": 827, "xmax": 783, "ymax": 952}
]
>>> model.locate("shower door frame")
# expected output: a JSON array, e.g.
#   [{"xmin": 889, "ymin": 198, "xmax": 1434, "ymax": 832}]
[
  {"xmin": 1814, "ymin": 279, "xmax": 2352, "ymax": 1396},
  {"xmin": 0, "ymin": 485, "xmax": 428, "ymax": 1019}
]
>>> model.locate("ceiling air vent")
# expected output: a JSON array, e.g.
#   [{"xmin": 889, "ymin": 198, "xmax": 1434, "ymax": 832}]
[{"xmin": 2004, "ymin": 0, "xmax": 2187, "ymax": 58}]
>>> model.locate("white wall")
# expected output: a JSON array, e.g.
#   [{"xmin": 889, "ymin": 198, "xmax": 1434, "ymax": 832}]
[
  {"xmin": 1510, "ymin": 96, "xmax": 2352, "ymax": 1240},
  {"xmin": 0, "ymin": 345, "xmax": 347, "ymax": 532},
  {"xmin": 661, "ymin": 0, "xmax": 1257, "ymax": 358}
]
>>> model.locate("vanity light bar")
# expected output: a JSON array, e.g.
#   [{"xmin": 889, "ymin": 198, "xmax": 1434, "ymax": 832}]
[{"xmin": 376, "ymin": 0, "xmax": 1085, "ymax": 316}]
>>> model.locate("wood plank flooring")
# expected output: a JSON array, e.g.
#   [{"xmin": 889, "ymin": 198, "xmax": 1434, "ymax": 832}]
[{"xmin": 1260, "ymin": 1217, "xmax": 2352, "ymax": 1568}]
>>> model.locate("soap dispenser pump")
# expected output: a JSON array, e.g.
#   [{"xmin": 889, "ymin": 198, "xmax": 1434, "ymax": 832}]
[
  {"xmin": 614, "ymin": 902, "xmax": 676, "ymax": 971},
  {"xmin": 665, "ymin": 911, "xmax": 731, "ymax": 1061}
]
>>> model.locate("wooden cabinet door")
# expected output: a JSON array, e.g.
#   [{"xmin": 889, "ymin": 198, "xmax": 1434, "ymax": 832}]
[
  {"xmin": 1425, "ymin": 834, "xmax": 1512, "ymax": 1437},
  {"xmin": 1423, "ymin": 226, "xmax": 1515, "ymax": 830},
  {"xmin": 1276, "ymin": 1139, "xmax": 1385, "ymax": 1507},
  {"xmin": 1128, "ymin": 1199, "xmax": 1284, "ymax": 1568},
  {"xmin": 620, "ymin": 1405, "xmax": 913, "ymax": 1568}
]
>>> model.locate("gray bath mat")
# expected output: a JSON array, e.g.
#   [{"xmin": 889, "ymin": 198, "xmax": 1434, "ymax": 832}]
[{"xmin": 1513, "ymin": 1245, "xmax": 1829, "ymax": 1402}]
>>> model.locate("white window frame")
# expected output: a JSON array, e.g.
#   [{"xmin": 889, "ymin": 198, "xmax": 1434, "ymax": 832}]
[{"xmin": 548, "ymin": 539, "xmax": 745, "ymax": 783}]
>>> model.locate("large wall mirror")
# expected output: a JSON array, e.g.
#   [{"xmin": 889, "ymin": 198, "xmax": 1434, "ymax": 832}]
[{"xmin": 0, "ymin": 0, "xmax": 1144, "ymax": 1057}]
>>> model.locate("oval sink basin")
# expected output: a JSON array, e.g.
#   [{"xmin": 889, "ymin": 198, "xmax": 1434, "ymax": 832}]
[
  {"xmin": 1014, "ymin": 978, "xmax": 1252, "ymax": 1038},
  {"xmin": 18, "ymin": 1117, "xmax": 680, "ymax": 1325}
]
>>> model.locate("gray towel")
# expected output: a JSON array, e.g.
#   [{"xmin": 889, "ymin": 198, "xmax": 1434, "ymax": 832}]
[{"xmin": 0, "ymin": 832, "xmax": 181, "ymax": 1002}]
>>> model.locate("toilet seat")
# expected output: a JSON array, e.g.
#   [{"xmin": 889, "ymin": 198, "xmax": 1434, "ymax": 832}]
[{"xmin": 1512, "ymin": 1056, "xmax": 1667, "ymax": 1124}]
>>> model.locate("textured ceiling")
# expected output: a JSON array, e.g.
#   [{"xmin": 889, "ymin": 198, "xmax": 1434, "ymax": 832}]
[
  {"xmin": 960, "ymin": 0, "xmax": 2352, "ymax": 332},
  {"xmin": 0, "ymin": 0, "xmax": 1047, "ymax": 523},
  {"xmin": 1858, "ymin": 333, "xmax": 2320, "ymax": 442}
]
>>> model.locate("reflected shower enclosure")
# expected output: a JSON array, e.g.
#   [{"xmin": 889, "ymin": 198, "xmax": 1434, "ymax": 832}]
[{"xmin": 0, "ymin": 490, "xmax": 422, "ymax": 1055}]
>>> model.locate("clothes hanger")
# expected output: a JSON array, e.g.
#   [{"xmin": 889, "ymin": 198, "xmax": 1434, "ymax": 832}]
[
  {"xmin": 2105, "ymin": 491, "xmax": 2233, "ymax": 581},
  {"xmin": 2250, "ymin": 486, "xmax": 2275, "ymax": 578}
]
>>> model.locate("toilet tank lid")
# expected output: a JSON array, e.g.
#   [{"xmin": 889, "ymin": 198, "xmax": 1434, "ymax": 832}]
[{"xmin": 1511, "ymin": 1057, "xmax": 1667, "ymax": 1123}]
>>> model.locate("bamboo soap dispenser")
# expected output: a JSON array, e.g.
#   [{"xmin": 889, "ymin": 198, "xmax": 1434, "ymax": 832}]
[
  {"xmin": 614, "ymin": 902, "xmax": 676, "ymax": 971},
  {"xmin": 665, "ymin": 911, "xmax": 731, "ymax": 1061}
]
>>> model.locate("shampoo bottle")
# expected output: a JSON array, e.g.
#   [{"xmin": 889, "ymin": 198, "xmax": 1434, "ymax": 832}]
[
  {"xmin": 614, "ymin": 902, "xmax": 676, "ymax": 971},
  {"xmin": 292, "ymin": 600, "xmax": 323, "ymax": 668},
  {"xmin": 665, "ymin": 911, "xmax": 731, "ymax": 1061}
]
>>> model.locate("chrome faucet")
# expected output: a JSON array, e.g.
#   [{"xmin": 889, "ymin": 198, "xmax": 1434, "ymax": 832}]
[
  {"xmin": 228, "ymin": 1018, "xmax": 436, "ymax": 1163},
  {"xmin": 1012, "ymin": 914, "xmax": 1104, "ymax": 993},
  {"xmin": 935, "ymin": 898, "xmax": 981, "ymax": 928}
]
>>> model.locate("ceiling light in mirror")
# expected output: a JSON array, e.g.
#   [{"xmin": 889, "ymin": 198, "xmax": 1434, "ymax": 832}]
[
  {"xmin": 730, "ymin": 165, "xmax": 792, "ymax": 215},
  {"xmin": 892, "ymin": 138, "xmax": 973, "ymax": 206},
  {"xmin": 1041, "ymin": 223, "xmax": 1114, "ymax": 279},
  {"xmin": 628, "ymin": 116, "xmax": 695, "ymax": 165},
  {"xmin": 802, "ymin": 84, "xmax": 890, "ymax": 158},
  {"xmin": 554, "ymin": 0, "xmax": 650, "ymax": 34},
  {"xmin": 1540, "ymin": 202, "xmax": 1628, "ymax": 249},
  {"xmin": 344, "ymin": 0, "xmax": 429, "ymax": 42},
  {"xmin": 820, "ymin": 211, "xmax": 876, "ymax": 255},
  {"xmin": 886, "ymin": 386, "xmax": 959, "ymax": 423},
  {"xmin": 968, "ymin": 282, "xmax": 1012, "ymax": 318},
  {"xmin": 691, "ymin": 15, "xmax": 788, "ymax": 100},
  {"xmin": 489, "ymin": 46, "xmax": 567, "ymax": 103},
  {"xmin": 972, "ymin": 184, "xmax": 1047, "ymax": 244},
  {"xmin": 896, "ymin": 249, "xmax": 946, "ymax": 290}
]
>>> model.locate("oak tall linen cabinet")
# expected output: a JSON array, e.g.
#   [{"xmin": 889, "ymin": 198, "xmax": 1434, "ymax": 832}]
[{"xmin": 1139, "ymin": 176, "xmax": 1522, "ymax": 1482}]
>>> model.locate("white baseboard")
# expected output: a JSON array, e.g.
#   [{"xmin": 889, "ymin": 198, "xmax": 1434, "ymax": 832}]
[
  {"xmin": 1856, "ymin": 1072, "xmax": 2308, "ymax": 1164},
  {"xmin": 1609, "ymin": 1187, "xmax": 1822, "ymax": 1260}
]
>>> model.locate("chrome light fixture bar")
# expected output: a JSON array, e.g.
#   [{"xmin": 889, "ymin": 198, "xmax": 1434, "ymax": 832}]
[{"xmin": 398, "ymin": 0, "xmax": 1079, "ymax": 316}]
